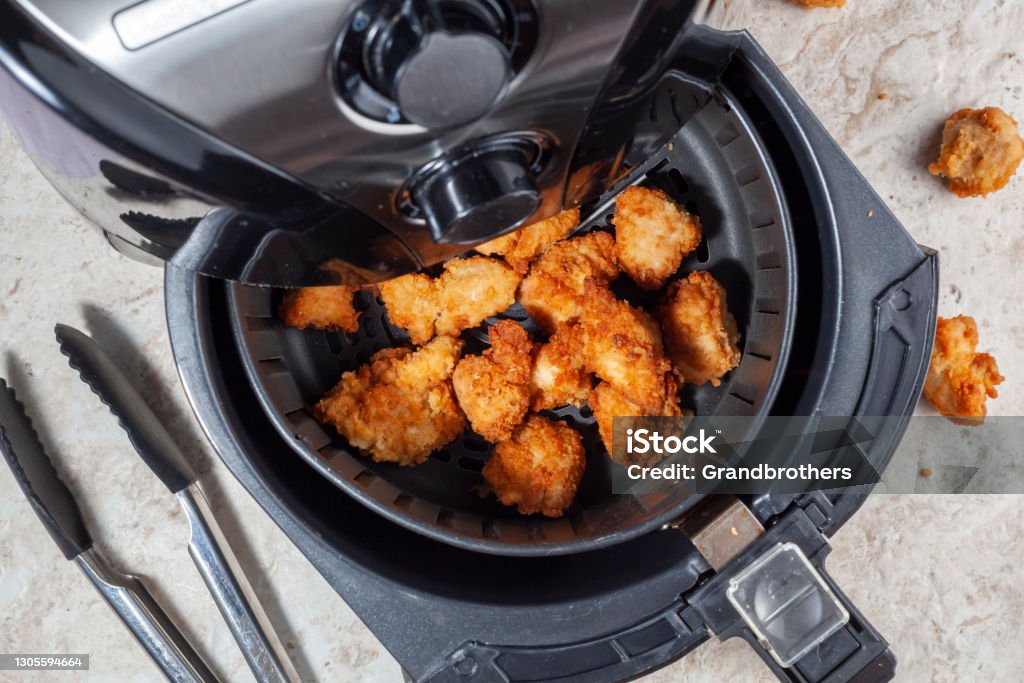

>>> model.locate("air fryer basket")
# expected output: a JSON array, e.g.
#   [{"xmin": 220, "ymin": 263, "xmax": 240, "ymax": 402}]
[{"xmin": 228, "ymin": 76, "xmax": 796, "ymax": 555}]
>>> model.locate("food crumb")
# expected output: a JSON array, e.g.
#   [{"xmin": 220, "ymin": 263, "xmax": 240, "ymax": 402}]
[
  {"xmin": 912, "ymin": 175, "xmax": 918, "ymax": 181},
  {"xmin": 730, "ymin": 526, "xmax": 738, "ymax": 536},
  {"xmin": 867, "ymin": 210, "xmax": 874, "ymax": 218},
  {"xmin": 920, "ymin": 468, "xmax": 933, "ymax": 478},
  {"xmin": 667, "ymin": 142, "xmax": 674, "ymax": 151},
  {"xmin": 878, "ymin": 92, "xmax": 890, "ymax": 101},
  {"xmin": 286, "ymin": 642, "xmax": 296, "ymax": 651}
]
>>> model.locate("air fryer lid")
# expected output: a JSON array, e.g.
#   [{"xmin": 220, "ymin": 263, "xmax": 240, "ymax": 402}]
[
  {"xmin": 0, "ymin": 0, "xmax": 704, "ymax": 287},
  {"xmin": 229, "ymin": 73, "xmax": 795, "ymax": 556}
]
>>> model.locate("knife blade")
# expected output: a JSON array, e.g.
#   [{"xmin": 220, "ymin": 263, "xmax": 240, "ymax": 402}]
[
  {"xmin": 54, "ymin": 324, "xmax": 195, "ymax": 493},
  {"xmin": 55, "ymin": 324, "xmax": 301, "ymax": 683}
]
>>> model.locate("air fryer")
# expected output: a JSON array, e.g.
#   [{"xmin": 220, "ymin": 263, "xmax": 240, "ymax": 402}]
[{"xmin": 0, "ymin": 1, "xmax": 938, "ymax": 681}]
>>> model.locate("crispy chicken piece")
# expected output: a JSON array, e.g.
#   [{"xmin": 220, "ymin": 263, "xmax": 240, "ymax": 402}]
[
  {"xmin": 579, "ymin": 281, "xmax": 672, "ymax": 411},
  {"xmin": 279, "ymin": 286, "xmax": 362, "ymax": 333},
  {"xmin": 379, "ymin": 273, "xmax": 439, "ymax": 345},
  {"xmin": 435, "ymin": 257, "xmax": 521, "ymax": 337},
  {"xmin": 475, "ymin": 208, "xmax": 581, "ymax": 273},
  {"xmin": 518, "ymin": 232, "xmax": 619, "ymax": 332},
  {"xmin": 589, "ymin": 376, "xmax": 685, "ymax": 465},
  {"xmin": 529, "ymin": 323, "xmax": 592, "ymax": 411},
  {"xmin": 453, "ymin": 321, "xmax": 533, "ymax": 441},
  {"xmin": 924, "ymin": 315, "xmax": 1004, "ymax": 424},
  {"xmin": 659, "ymin": 271, "xmax": 741, "ymax": 387},
  {"xmin": 928, "ymin": 107, "xmax": 1024, "ymax": 197},
  {"xmin": 380, "ymin": 257, "xmax": 520, "ymax": 344},
  {"xmin": 483, "ymin": 414, "xmax": 586, "ymax": 517},
  {"xmin": 789, "ymin": 0, "xmax": 845, "ymax": 7},
  {"xmin": 313, "ymin": 336, "xmax": 466, "ymax": 465},
  {"xmin": 613, "ymin": 186, "xmax": 702, "ymax": 291}
]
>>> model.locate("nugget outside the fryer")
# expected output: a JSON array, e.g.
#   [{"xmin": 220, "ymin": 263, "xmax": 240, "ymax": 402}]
[
  {"xmin": 928, "ymin": 107, "xmax": 1024, "ymax": 197},
  {"xmin": 453, "ymin": 321, "xmax": 533, "ymax": 442},
  {"xmin": 529, "ymin": 323, "xmax": 593, "ymax": 411},
  {"xmin": 789, "ymin": 0, "xmax": 845, "ymax": 7},
  {"xmin": 518, "ymin": 232, "xmax": 619, "ymax": 332},
  {"xmin": 659, "ymin": 271, "xmax": 741, "ymax": 387},
  {"xmin": 313, "ymin": 336, "xmax": 466, "ymax": 465},
  {"xmin": 924, "ymin": 315, "xmax": 1003, "ymax": 424},
  {"xmin": 613, "ymin": 186, "xmax": 702, "ymax": 291},
  {"xmin": 589, "ymin": 376, "xmax": 685, "ymax": 466},
  {"xmin": 435, "ymin": 257, "xmax": 522, "ymax": 337},
  {"xmin": 379, "ymin": 273, "xmax": 439, "ymax": 345},
  {"xmin": 579, "ymin": 281, "xmax": 673, "ymax": 411},
  {"xmin": 279, "ymin": 285, "xmax": 362, "ymax": 333},
  {"xmin": 482, "ymin": 414, "xmax": 586, "ymax": 517},
  {"xmin": 475, "ymin": 208, "xmax": 581, "ymax": 273}
]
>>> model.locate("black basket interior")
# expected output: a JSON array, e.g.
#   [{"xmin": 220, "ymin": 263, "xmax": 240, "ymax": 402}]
[{"xmin": 227, "ymin": 80, "xmax": 795, "ymax": 555}]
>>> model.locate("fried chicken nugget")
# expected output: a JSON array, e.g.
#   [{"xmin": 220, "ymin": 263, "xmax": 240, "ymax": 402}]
[
  {"xmin": 453, "ymin": 321, "xmax": 533, "ymax": 441},
  {"xmin": 928, "ymin": 107, "xmax": 1024, "ymax": 197},
  {"xmin": 279, "ymin": 285, "xmax": 361, "ymax": 333},
  {"xmin": 924, "ymin": 315, "xmax": 1004, "ymax": 424},
  {"xmin": 518, "ymin": 232, "xmax": 619, "ymax": 332},
  {"xmin": 435, "ymin": 257, "xmax": 521, "ymax": 337},
  {"xmin": 475, "ymin": 208, "xmax": 581, "ymax": 273},
  {"xmin": 313, "ymin": 336, "xmax": 466, "ymax": 465},
  {"xmin": 530, "ymin": 323, "xmax": 592, "ymax": 411},
  {"xmin": 579, "ymin": 281, "xmax": 672, "ymax": 411},
  {"xmin": 589, "ymin": 376, "xmax": 684, "ymax": 465},
  {"xmin": 482, "ymin": 414, "xmax": 586, "ymax": 517},
  {"xmin": 659, "ymin": 271, "xmax": 741, "ymax": 387},
  {"xmin": 613, "ymin": 186, "xmax": 701, "ymax": 291},
  {"xmin": 380, "ymin": 257, "xmax": 521, "ymax": 344},
  {"xmin": 379, "ymin": 273, "xmax": 439, "ymax": 345}
]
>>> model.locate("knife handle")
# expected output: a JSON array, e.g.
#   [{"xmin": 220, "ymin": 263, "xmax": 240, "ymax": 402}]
[
  {"xmin": 74, "ymin": 548, "xmax": 218, "ymax": 683},
  {"xmin": 177, "ymin": 483, "xmax": 300, "ymax": 683}
]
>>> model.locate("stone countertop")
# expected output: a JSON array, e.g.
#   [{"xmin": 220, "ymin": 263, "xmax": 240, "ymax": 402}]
[{"xmin": 1, "ymin": 0, "xmax": 1022, "ymax": 680}]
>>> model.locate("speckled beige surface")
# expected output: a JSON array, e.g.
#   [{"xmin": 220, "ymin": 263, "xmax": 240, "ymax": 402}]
[{"xmin": 1, "ymin": 0, "xmax": 1022, "ymax": 681}]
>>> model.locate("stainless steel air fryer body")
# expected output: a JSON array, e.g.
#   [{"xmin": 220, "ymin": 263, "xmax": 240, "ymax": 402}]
[{"xmin": 0, "ymin": 0, "xmax": 706, "ymax": 286}]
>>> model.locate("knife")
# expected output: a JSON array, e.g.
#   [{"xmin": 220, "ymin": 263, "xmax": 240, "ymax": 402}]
[
  {"xmin": 0, "ymin": 378, "xmax": 217, "ymax": 683},
  {"xmin": 54, "ymin": 324, "xmax": 300, "ymax": 683}
]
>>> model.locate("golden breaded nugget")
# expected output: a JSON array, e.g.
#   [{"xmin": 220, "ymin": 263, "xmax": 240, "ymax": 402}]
[
  {"xmin": 518, "ymin": 232, "xmax": 619, "ymax": 332},
  {"xmin": 529, "ymin": 324, "xmax": 592, "ymax": 411},
  {"xmin": 929, "ymin": 107, "xmax": 1024, "ymax": 197},
  {"xmin": 279, "ymin": 286, "xmax": 361, "ymax": 333},
  {"xmin": 476, "ymin": 209, "xmax": 581, "ymax": 273},
  {"xmin": 589, "ymin": 376, "xmax": 685, "ymax": 465},
  {"xmin": 380, "ymin": 257, "xmax": 520, "ymax": 343},
  {"xmin": 579, "ymin": 281, "xmax": 672, "ymax": 411},
  {"xmin": 453, "ymin": 321, "xmax": 533, "ymax": 441},
  {"xmin": 313, "ymin": 336, "xmax": 466, "ymax": 465},
  {"xmin": 435, "ymin": 257, "xmax": 521, "ymax": 337},
  {"xmin": 380, "ymin": 273, "xmax": 439, "ymax": 345},
  {"xmin": 613, "ymin": 186, "xmax": 701, "ymax": 291},
  {"xmin": 659, "ymin": 271, "xmax": 741, "ymax": 387},
  {"xmin": 483, "ymin": 414, "xmax": 585, "ymax": 517},
  {"xmin": 924, "ymin": 315, "xmax": 1003, "ymax": 424}
]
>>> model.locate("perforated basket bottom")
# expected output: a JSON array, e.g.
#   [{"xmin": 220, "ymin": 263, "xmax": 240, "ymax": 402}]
[{"xmin": 229, "ymin": 84, "xmax": 794, "ymax": 554}]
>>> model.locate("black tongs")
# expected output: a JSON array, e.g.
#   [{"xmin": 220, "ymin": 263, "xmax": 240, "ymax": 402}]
[{"xmin": 0, "ymin": 325, "xmax": 300, "ymax": 683}]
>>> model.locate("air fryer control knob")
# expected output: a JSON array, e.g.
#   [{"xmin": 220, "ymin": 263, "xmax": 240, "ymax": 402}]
[
  {"xmin": 365, "ymin": 1, "xmax": 511, "ymax": 128},
  {"xmin": 411, "ymin": 147, "xmax": 540, "ymax": 244}
]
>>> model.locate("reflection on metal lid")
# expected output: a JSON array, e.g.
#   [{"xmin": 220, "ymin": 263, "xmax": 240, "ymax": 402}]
[{"xmin": 113, "ymin": 0, "xmax": 252, "ymax": 50}]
